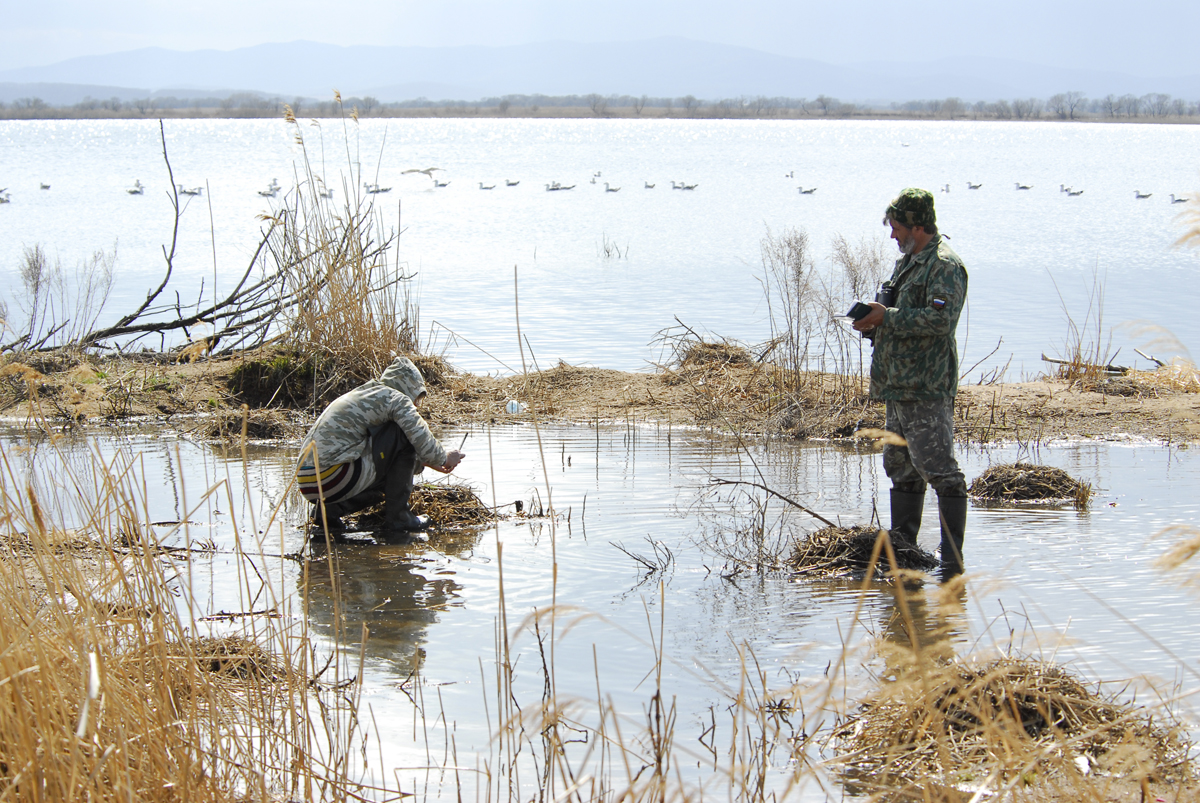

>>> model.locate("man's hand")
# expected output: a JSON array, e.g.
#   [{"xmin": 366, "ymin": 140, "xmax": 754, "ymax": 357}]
[
  {"xmin": 852, "ymin": 302, "xmax": 886, "ymax": 332},
  {"xmin": 428, "ymin": 450, "xmax": 465, "ymax": 474}
]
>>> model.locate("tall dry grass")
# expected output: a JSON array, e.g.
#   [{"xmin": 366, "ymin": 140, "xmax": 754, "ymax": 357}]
[
  {"xmin": 258, "ymin": 102, "xmax": 425, "ymax": 401},
  {"xmin": 0, "ymin": 427, "xmax": 382, "ymax": 801}
]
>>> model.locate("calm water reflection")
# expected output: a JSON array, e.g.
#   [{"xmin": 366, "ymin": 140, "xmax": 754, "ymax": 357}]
[{"xmin": 2, "ymin": 420, "xmax": 1196, "ymax": 798}]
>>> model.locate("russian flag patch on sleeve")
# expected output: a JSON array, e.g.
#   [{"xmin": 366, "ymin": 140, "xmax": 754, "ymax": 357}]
[{"xmin": 932, "ymin": 297, "xmax": 947, "ymax": 309}]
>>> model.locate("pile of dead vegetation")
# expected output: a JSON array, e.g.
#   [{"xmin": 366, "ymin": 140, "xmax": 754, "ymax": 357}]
[
  {"xmin": 678, "ymin": 339, "xmax": 752, "ymax": 368},
  {"xmin": 0, "ymin": 526, "xmax": 101, "ymax": 557},
  {"xmin": 193, "ymin": 408, "xmax": 301, "ymax": 442},
  {"xmin": 788, "ymin": 525, "xmax": 938, "ymax": 579},
  {"xmin": 351, "ymin": 483, "xmax": 499, "ymax": 530},
  {"xmin": 970, "ymin": 462, "xmax": 1092, "ymax": 509},
  {"xmin": 833, "ymin": 655, "xmax": 1194, "ymax": 797},
  {"xmin": 411, "ymin": 483, "xmax": 498, "ymax": 526},
  {"xmin": 170, "ymin": 635, "xmax": 280, "ymax": 681}
]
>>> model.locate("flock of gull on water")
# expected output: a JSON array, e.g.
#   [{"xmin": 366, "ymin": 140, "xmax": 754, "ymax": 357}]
[{"xmin": 0, "ymin": 169, "xmax": 1190, "ymax": 205}]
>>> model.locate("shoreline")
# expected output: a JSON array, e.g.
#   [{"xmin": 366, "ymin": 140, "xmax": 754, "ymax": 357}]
[
  {"xmin": 3, "ymin": 108, "xmax": 1199, "ymax": 124},
  {"xmin": 2, "ymin": 351, "xmax": 1197, "ymax": 445}
]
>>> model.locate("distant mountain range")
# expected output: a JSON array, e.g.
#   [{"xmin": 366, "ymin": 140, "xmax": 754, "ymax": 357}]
[{"xmin": 1, "ymin": 38, "xmax": 1196, "ymax": 106}]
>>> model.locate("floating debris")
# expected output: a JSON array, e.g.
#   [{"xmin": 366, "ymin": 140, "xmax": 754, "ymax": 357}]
[
  {"xmin": 788, "ymin": 524, "xmax": 938, "ymax": 579},
  {"xmin": 834, "ymin": 656, "xmax": 1192, "ymax": 795},
  {"xmin": 969, "ymin": 462, "xmax": 1091, "ymax": 509}
]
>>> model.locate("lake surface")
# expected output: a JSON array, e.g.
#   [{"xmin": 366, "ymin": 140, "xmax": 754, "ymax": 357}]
[
  {"xmin": 6, "ymin": 421, "xmax": 1198, "ymax": 799},
  {"xmin": 2, "ymin": 118, "xmax": 1199, "ymax": 378}
]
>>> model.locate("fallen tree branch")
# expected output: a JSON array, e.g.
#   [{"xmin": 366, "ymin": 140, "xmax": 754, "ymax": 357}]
[{"xmin": 709, "ymin": 478, "xmax": 837, "ymax": 527}]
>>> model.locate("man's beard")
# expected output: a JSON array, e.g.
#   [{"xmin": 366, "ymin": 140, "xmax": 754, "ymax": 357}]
[{"xmin": 896, "ymin": 233, "xmax": 917, "ymax": 255}]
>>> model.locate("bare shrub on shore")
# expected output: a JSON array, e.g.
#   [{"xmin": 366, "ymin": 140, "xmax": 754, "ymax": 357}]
[
  {"xmin": 760, "ymin": 227, "xmax": 888, "ymax": 436},
  {"xmin": 2, "ymin": 243, "xmax": 115, "ymax": 352}
]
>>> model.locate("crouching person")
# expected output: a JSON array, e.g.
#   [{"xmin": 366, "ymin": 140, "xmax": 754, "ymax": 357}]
[{"xmin": 296, "ymin": 356, "xmax": 464, "ymax": 534}]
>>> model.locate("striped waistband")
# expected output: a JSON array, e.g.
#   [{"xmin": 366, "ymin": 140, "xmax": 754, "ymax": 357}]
[{"xmin": 297, "ymin": 459, "xmax": 361, "ymax": 503}]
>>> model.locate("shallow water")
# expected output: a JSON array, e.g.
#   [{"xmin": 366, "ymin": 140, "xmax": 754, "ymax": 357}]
[
  {"xmin": 2, "ymin": 118, "xmax": 1198, "ymax": 379},
  {"xmin": 4, "ymin": 421, "xmax": 1197, "ymax": 798}
]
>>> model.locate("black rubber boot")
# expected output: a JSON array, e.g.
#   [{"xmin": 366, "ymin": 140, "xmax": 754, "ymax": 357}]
[
  {"xmin": 373, "ymin": 424, "xmax": 430, "ymax": 532},
  {"xmin": 937, "ymin": 495, "xmax": 968, "ymax": 581},
  {"xmin": 889, "ymin": 488, "xmax": 925, "ymax": 547}
]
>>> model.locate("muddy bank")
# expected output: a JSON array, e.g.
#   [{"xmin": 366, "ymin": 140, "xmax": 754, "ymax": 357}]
[{"xmin": 1, "ymin": 350, "xmax": 1197, "ymax": 444}]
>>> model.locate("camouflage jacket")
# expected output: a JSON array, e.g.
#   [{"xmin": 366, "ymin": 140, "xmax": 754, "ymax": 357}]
[
  {"xmin": 869, "ymin": 235, "xmax": 968, "ymax": 401},
  {"xmin": 297, "ymin": 357, "xmax": 448, "ymax": 472}
]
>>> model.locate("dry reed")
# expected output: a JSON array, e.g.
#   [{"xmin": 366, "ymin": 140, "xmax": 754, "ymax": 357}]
[
  {"xmin": 0, "ymin": 429, "xmax": 389, "ymax": 801},
  {"xmin": 262, "ymin": 100, "xmax": 428, "ymax": 404}
]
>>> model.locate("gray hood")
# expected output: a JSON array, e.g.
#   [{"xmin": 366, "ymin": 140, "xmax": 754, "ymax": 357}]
[{"xmin": 378, "ymin": 356, "xmax": 427, "ymax": 402}]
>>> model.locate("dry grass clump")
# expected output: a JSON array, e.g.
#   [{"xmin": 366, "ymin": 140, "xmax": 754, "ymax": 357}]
[
  {"xmin": 352, "ymin": 483, "xmax": 499, "ymax": 529},
  {"xmin": 195, "ymin": 407, "xmax": 300, "ymax": 442},
  {"xmin": 173, "ymin": 635, "xmax": 279, "ymax": 680},
  {"xmin": 679, "ymin": 339, "xmax": 752, "ymax": 368},
  {"xmin": 970, "ymin": 462, "xmax": 1092, "ymax": 509},
  {"xmin": 267, "ymin": 108, "xmax": 424, "ymax": 401},
  {"xmin": 1129, "ymin": 361, "xmax": 1200, "ymax": 394},
  {"xmin": 411, "ymin": 483, "xmax": 498, "ymax": 526},
  {"xmin": 834, "ymin": 656, "xmax": 1193, "ymax": 797},
  {"xmin": 788, "ymin": 525, "xmax": 938, "ymax": 578},
  {"xmin": 412, "ymin": 352, "xmax": 455, "ymax": 388}
]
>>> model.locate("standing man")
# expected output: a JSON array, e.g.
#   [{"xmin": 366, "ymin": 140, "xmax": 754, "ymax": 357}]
[
  {"xmin": 296, "ymin": 356, "xmax": 465, "ymax": 535},
  {"xmin": 853, "ymin": 188, "xmax": 968, "ymax": 579}
]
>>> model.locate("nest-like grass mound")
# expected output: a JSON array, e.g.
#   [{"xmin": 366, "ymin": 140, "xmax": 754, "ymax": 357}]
[
  {"xmin": 679, "ymin": 340, "xmax": 752, "ymax": 368},
  {"xmin": 196, "ymin": 409, "xmax": 299, "ymax": 442},
  {"xmin": 410, "ymin": 483, "xmax": 497, "ymax": 527},
  {"xmin": 970, "ymin": 462, "xmax": 1092, "ymax": 509},
  {"xmin": 835, "ymin": 656, "xmax": 1193, "ymax": 795},
  {"xmin": 788, "ymin": 525, "xmax": 938, "ymax": 579},
  {"xmin": 170, "ymin": 636, "xmax": 279, "ymax": 681},
  {"xmin": 352, "ymin": 484, "xmax": 498, "ymax": 530}
]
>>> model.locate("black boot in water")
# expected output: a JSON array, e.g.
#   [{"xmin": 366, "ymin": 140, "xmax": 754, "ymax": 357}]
[
  {"xmin": 382, "ymin": 440, "xmax": 430, "ymax": 533},
  {"xmin": 937, "ymin": 495, "xmax": 968, "ymax": 581},
  {"xmin": 889, "ymin": 488, "xmax": 925, "ymax": 547}
]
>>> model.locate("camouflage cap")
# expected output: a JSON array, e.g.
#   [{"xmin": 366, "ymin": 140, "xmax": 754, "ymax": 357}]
[{"xmin": 884, "ymin": 188, "xmax": 936, "ymax": 229}]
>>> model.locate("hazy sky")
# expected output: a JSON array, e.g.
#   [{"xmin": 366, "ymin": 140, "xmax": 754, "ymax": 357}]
[{"xmin": 3, "ymin": 0, "xmax": 1199, "ymax": 76}]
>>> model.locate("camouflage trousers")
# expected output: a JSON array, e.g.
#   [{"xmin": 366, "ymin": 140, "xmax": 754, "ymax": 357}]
[{"xmin": 883, "ymin": 398, "xmax": 967, "ymax": 497}]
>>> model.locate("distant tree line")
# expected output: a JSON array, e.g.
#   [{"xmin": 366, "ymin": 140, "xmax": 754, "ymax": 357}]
[{"xmin": 1, "ymin": 89, "xmax": 1197, "ymax": 121}]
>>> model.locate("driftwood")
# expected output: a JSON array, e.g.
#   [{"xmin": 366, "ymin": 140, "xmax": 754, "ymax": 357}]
[{"xmin": 1039, "ymin": 353, "xmax": 1129, "ymax": 374}]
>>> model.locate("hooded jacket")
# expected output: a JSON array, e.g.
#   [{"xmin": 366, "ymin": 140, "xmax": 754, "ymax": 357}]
[{"xmin": 297, "ymin": 357, "xmax": 448, "ymax": 472}]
